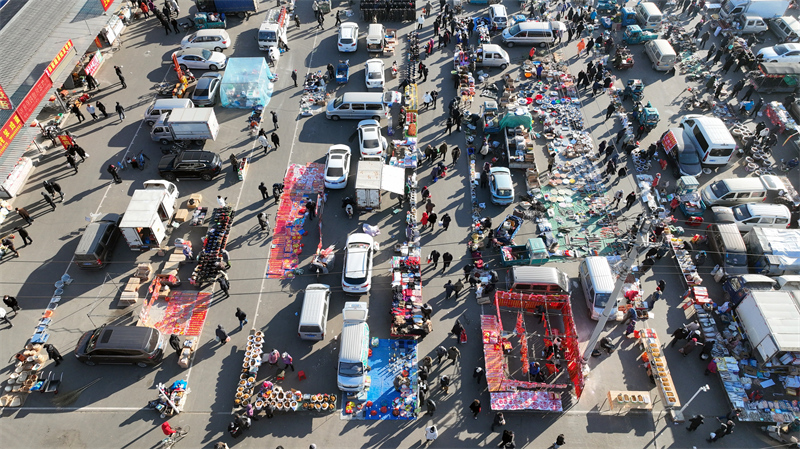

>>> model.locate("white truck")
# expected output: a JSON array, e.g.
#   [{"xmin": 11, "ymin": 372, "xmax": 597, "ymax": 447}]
[
  {"xmin": 150, "ymin": 108, "xmax": 220, "ymax": 145},
  {"xmin": 719, "ymin": 0, "xmax": 790, "ymax": 20},
  {"xmin": 723, "ymin": 14, "xmax": 770, "ymax": 34},
  {"xmin": 354, "ymin": 161, "xmax": 406, "ymax": 210},
  {"xmin": 257, "ymin": 7, "xmax": 289, "ymax": 51},
  {"xmin": 744, "ymin": 227, "xmax": 800, "ymax": 275},
  {"xmin": 119, "ymin": 180, "xmax": 179, "ymax": 251}
]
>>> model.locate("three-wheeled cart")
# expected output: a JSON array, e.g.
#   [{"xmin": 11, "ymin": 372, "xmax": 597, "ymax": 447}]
[
  {"xmin": 493, "ymin": 214, "xmax": 523, "ymax": 247},
  {"xmin": 336, "ymin": 60, "xmax": 350, "ymax": 84},
  {"xmin": 385, "ymin": 29, "xmax": 397, "ymax": 55},
  {"xmin": 632, "ymin": 101, "xmax": 659, "ymax": 130},
  {"xmin": 312, "ymin": 0, "xmax": 331, "ymax": 14},
  {"xmin": 501, "ymin": 238, "xmax": 549, "ymax": 266},
  {"xmin": 193, "ymin": 12, "xmax": 226, "ymax": 29},
  {"xmin": 622, "ymin": 79, "xmax": 644, "ymax": 102},
  {"xmin": 613, "ymin": 46, "xmax": 634, "ymax": 69},
  {"xmin": 481, "ymin": 100, "xmax": 500, "ymax": 134},
  {"xmin": 676, "ymin": 176, "xmax": 706, "ymax": 217}
]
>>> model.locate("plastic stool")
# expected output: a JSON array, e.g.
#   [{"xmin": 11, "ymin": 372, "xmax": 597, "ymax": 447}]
[
  {"xmin": 298, "ymin": 370, "xmax": 306, "ymax": 381},
  {"xmin": 276, "ymin": 370, "xmax": 285, "ymax": 381}
]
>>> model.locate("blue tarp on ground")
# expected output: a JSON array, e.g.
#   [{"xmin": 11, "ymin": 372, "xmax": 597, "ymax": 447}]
[
  {"xmin": 362, "ymin": 339, "xmax": 418, "ymax": 420},
  {"xmin": 220, "ymin": 57, "xmax": 274, "ymax": 109}
]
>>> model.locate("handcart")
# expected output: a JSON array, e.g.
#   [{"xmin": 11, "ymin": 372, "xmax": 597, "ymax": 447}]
[
  {"xmin": 385, "ymin": 29, "xmax": 397, "ymax": 55},
  {"xmin": 493, "ymin": 214, "xmax": 524, "ymax": 247},
  {"xmin": 336, "ymin": 60, "xmax": 350, "ymax": 84},
  {"xmin": 310, "ymin": 245, "xmax": 336, "ymax": 276},
  {"xmin": 676, "ymin": 176, "xmax": 706, "ymax": 217},
  {"xmin": 500, "ymin": 237, "xmax": 549, "ymax": 266},
  {"xmin": 612, "ymin": 46, "xmax": 634, "ymax": 69},
  {"xmin": 31, "ymin": 371, "xmax": 63, "ymax": 394},
  {"xmin": 632, "ymin": 101, "xmax": 659, "ymax": 130},
  {"xmin": 622, "ymin": 79, "xmax": 645, "ymax": 102}
]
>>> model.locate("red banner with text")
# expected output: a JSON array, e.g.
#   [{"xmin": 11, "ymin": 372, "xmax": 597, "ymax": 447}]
[
  {"xmin": 0, "ymin": 84, "xmax": 12, "ymax": 110},
  {"xmin": 16, "ymin": 74, "xmax": 53, "ymax": 122},
  {"xmin": 45, "ymin": 40, "xmax": 74, "ymax": 77},
  {"xmin": 0, "ymin": 112, "xmax": 24, "ymax": 158}
]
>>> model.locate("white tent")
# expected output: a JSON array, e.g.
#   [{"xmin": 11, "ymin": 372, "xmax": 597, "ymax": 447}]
[{"xmin": 736, "ymin": 291, "xmax": 800, "ymax": 363}]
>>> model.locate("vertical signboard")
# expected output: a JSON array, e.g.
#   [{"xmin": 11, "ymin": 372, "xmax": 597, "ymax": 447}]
[
  {"xmin": 45, "ymin": 40, "xmax": 74, "ymax": 78},
  {"xmin": 0, "ymin": 84, "xmax": 12, "ymax": 110},
  {"xmin": 100, "ymin": 0, "xmax": 114, "ymax": 12}
]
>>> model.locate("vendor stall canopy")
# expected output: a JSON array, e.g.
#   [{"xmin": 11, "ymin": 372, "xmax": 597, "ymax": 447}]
[
  {"xmin": 736, "ymin": 291, "xmax": 800, "ymax": 363},
  {"xmin": 499, "ymin": 109, "xmax": 533, "ymax": 130},
  {"xmin": 220, "ymin": 57, "xmax": 274, "ymax": 109}
]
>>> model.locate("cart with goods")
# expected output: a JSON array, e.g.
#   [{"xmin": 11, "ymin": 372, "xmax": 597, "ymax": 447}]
[
  {"xmin": 493, "ymin": 214, "xmax": 524, "ymax": 247},
  {"xmin": 597, "ymin": 0, "xmax": 619, "ymax": 14},
  {"xmin": 623, "ymin": 25, "xmax": 658, "ymax": 44},
  {"xmin": 675, "ymin": 175, "xmax": 706, "ymax": 218},
  {"xmin": 336, "ymin": 60, "xmax": 350, "ymax": 84},
  {"xmin": 632, "ymin": 101, "xmax": 659, "ymax": 129},
  {"xmin": 194, "ymin": 12, "xmax": 226, "ymax": 29},
  {"xmin": 613, "ymin": 46, "xmax": 635, "ymax": 69},
  {"xmin": 501, "ymin": 238, "xmax": 549, "ymax": 266},
  {"xmin": 623, "ymin": 79, "xmax": 645, "ymax": 102}
]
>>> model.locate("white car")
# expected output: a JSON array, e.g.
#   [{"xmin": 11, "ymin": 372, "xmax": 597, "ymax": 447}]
[
  {"xmin": 338, "ymin": 23, "xmax": 359, "ymax": 52},
  {"xmin": 324, "ymin": 144, "xmax": 351, "ymax": 189},
  {"xmin": 181, "ymin": 29, "xmax": 231, "ymax": 52},
  {"xmin": 757, "ymin": 43, "xmax": 800, "ymax": 63},
  {"xmin": 365, "ymin": 59, "xmax": 385, "ymax": 89},
  {"xmin": 342, "ymin": 233, "xmax": 376, "ymax": 294},
  {"xmin": 357, "ymin": 120, "xmax": 388, "ymax": 159},
  {"xmin": 173, "ymin": 49, "xmax": 228, "ymax": 71}
]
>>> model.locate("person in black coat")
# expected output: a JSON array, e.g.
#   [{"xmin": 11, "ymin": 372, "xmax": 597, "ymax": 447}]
[
  {"xmin": 169, "ymin": 334, "xmax": 182, "ymax": 355},
  {"xmin": 44, "ymin": 344, "xmax": 64, "ymax": 365}
]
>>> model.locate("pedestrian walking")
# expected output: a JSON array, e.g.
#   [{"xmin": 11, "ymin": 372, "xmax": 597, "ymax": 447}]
[
  {"xmin": 425, "ymin": 398, "xmax": 436, "ymax": 415},
  {"xmin": 73, "ymin": 144, "xmax": 87, "ymax": 161},
  {"xmin": 442, "ymin": 252, "xmax": 453, "ymax": 270},
  {"xmin": 96, "ymin": 101, "xmax": 108, "ymax": 118},
  {"xmin": 273, "ymin": 182, "xmax": 283, "ymax": 203},
  {"xmin": 617, "ymin": 166, "xmax": 627, "ymax": 177},
  {"xmin": 235, "ymin": 308, "xmax": 248, "ymax": 330},
  {"xmin": 687, "ymin": 414, "xmax": 705, "ymax": 431},
  {"xmin": 258, "ymin": 182, "xmax": 269, "ymax": 200},
  {"xmin": 625, "ymin": 191, "xmax": 636, "ymax": 208},
  {"xmin": 271, "ymin": 110, "xmax": 278, "ymax": 129},
  {"xmin": 16, "ymin": 207, "xmax": 33, "ymax": 224},
  {"xmin": 217, "ymin": 276, "xmax": 230, "ymax": 298},
  {"xmin": 162, "ymin": 18, "xmax": 172, "ymax": 34},
  {"xmin": 171, "ymin": 17, "xmax": 179, "ymax": 33},
  {"xmin": 445, "ymin": 116, "xmax": 453, "ymax": 134},
  {"xmin": 294, "ymin": 14, "xmax": 300, "ymax": 28},
  {"xmin": 216, "ymin": 196, "xmax": 227, "ymax": 207},
  {"xmin": 3, "ymin": 295, "xmax": 20, "ymax": 312},
  {"xmin": 469, "ymin": 399, "xmax": 481, "ymax": 419},
  {"xmin": 612, "ymin": 189, "xmax": 623, "ymax": 207},
  {"xmin": 492, "ymin": 412, "xmax": 506, "ymax": 432},
  {"xmin": 316, "ymin": 14, "xmax": 324, "ymax": 29},
  {"xmin": 427, "ymin": 212, "xmax": 437, "ymax": 230},
  {"xmin": 44, "ymin": 344, "xmax": 64, "ymax": 364},
  {"xmin": 271, "ymin": 132, "xmax": 280, "ymax": 148},
  {"xmin": 70, "ymin": 104, "xmax": 85, "ymax": 123},
  {"xmin": 107, "ymin": 164, "xmax": 121, "ymax": 183},
  {"xmin": 257, "ymin": 212, "xmax": 269, "ymax": 231},
  {"xmin": 216, "ymin": 325, "xmax": 229, "ymax": 344},
  {"xmin": 440, "ymin": 213, "xmax": 451, "ymax": 231},
  {"xmin": 13, "ymin": 226, "xmax": 31, "ymax": 246},
  {"xmin": 679, "ymin": 337, "xmax": 699, "ymax": 356},
  {"xmin": 118, "ymin": 72, "xmax": 127, "ymax": 89},
  {"xmin": 751, "ymin": 97, "xmax": 764, "ymax": 117},
  {"xmin": 605, "ymin": 103, "xmax": 616, "ymax": 121},
  {"xmin": 707, "ymin": 420, "xmax": 732, "ymax": 442},
  {"xmin": 447, "ymin": 345, "xmax": 460, "ymax": 363},
  {"xmin": 741, "ymin": 84, "xmax": 755, "ymax": 102},
  {"xmin": 115, "ymin": 102, "xmax": 125, "ymax": 120},
  {"xmin": 480, "ymin": 169, "xmax": 489, "ymax": 188},
  {"xmin": 705, "ymin": 43, "xmax": 716, "ymax": 62},
  {"xmin": 291, "ymin": 69, "xmax": 298, "ymax": 87},
  {"xmin": 306, "ymin": 200, "xmax": 316, "ymax": 220},
  {"xmin": 0, "ymin": 307, "xmax": 11, "ymax": 327},
  {"xmin": 450, "ymin": 146, "xmax": 461, "ymax": 166},
  {"xmin": 43, "ymin": 180, "xmax": 55, "ymax": 196},
  {"xmin": 86, "ymin": 103, "xmax": 98, "ymax": 120},
  {"xmin": 429, "ymin": 249, "xmax": 440, "ymax": 268},
  {"xmin": 436, "ymin": 345, "xmax": 447, "ymax": 363},
  {"xmin": 170, "ymin": 334, "xmax": 182, "ymax": 355},
  {"xmin": 714, "ymin": 81, "xmax": 726, "ymax": 100},
  {"xmin": 552, "ymin": 434, "xmax": 566, "ymax": 448},
  {"xmin": 473, "ymin": 366, "xmax": 485, "ymax": 384},
  {"xmin": 41, "ymin": 192, "xmax": 56, "ymax": 210},
  {"xmin": 424, "ymin": 424, "xmax": 438, "ymax": 445},
  {"xmin": 700, "ymin": 30, "xmax": 711, "ymax": 48}
]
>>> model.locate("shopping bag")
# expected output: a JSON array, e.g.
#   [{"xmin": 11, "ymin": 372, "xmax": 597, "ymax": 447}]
[
  {"xmin": 226, "ymin": 337, "xmax": 231, "ymax": 343},
  {"xmin": 438, "ymin": 220, "xmax": 443, "ymax": 228}
]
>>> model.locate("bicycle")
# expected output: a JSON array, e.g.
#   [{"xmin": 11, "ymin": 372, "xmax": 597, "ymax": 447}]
[
  {"xmin": 154, "ymin": 82, "xmax": 175, "ymax": 97},
  {"xmin": 157, "ymin": 426, "xmax": 189, "ymax": 449}
]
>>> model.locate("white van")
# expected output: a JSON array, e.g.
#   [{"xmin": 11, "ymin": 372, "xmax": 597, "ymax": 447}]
[
  {"xmin": 579, "ymin": 257, "xmax": 617, "ymax": 320},
  {"xmin": 298, "ymin": 284, "xmax": 331, "ymax": 340},
  {"xmin": 634, "ymin": 2, "xmax": 663, "ymax": 31},
  {"xmin": 644, "ymin": 39, "xmax": 677, "ymax": 71},
  {"xmin": 337, "ymin": 302, "xmax": 370, "ymax": 392},
  {"xmin": 712, "ymin": 203, "xmax": 792, "ymax": 232},
  {"xmin": 501, "ymin": 21, "xmax": 565, "ymax": 47},
  {"xmin": 680, "ymin": 115, "xmax": 737, "ymax": 165},
  {"xmin": 701, "ymin": 174, "xmax": 787, "ymax": 206},
  {"xmin": 366, "ymin": 23, "xmax": 386, "ymax": 54},
  {"xmin": 144, "ymin": 99, "xmax": 194, "ymax": 126},
  {"xmin": 771, "ymin": 16, "xmax": 800, "ymax": 43},
  {"xmin": 489, "ymin": 4, "xmax": 509, "ymax": 29},
  {"xmin": 509, "ymin": 267, "xmax": 571, "ymax": 295},
  {"xmin": 326, "ymin": 91, "xmax": 396, "ymax": 121},
  {"xmin": 475, "ymin": 44, "xmax": 511, "ymax": 69}
]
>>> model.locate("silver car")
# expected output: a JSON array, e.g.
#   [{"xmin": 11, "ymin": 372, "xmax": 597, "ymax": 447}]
[
  {"xmin": 191, "ymin": 73, "xmax": 222, "ymax": 106},
  {"xmin": 173, "ymin": 48, "xmax": 227, "ymax": 71}
]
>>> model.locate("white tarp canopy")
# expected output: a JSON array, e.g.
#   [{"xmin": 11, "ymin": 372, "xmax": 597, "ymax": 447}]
[
  {"xmin": 380, "ymin": 165, "xmax": 406, "ymax": 195},
  {"xmin": 754, "ymin": 228, "xmax": 800, "ymax": 269},
  {"xmin": 736, "ymin": 291, "xmax": 800, "ymax": 362}
]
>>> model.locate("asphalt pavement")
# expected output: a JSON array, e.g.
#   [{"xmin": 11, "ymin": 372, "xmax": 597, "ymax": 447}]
[{"xmin": 0, "ymin": 0, "xmax": 796, "ymax": 448}]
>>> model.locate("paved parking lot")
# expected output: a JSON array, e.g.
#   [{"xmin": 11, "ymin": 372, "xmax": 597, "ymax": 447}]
[{"xmin": 1, "ymin": 0, "xmax": 797, "ymax": 448}]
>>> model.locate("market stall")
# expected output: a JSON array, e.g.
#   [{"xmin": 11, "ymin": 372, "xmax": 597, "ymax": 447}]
[
  {"xmin": 750, "ymin": 63, "xmax": 800, "ymax": 95},
  {"xmin": 638, "ymin": 328, "xmax": 681, "ymax": 408},
  {"xmin": 389, "ymin": 256, "xmax": 430, "ymax": 338},
  {"xmin": 220, "ymin": 57, "xmax": 275, "ymax": 109},
  {"xmin": 764, "ymin": 101, "xmax": 799, "ymax": 135},
  {"xmin": 190, "ymin": 206, "xmax": 234, "ymax": 286}
]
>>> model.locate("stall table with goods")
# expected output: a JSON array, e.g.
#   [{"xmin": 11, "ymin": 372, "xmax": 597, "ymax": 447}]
[
  {"xmin": 639, "ymin": 328, "xmax": 680, "ymax": 408},
  {"xmin": 190, "ymin": 206, "xmax": 234, "ymax": 286},
  {"xmin": 389, "ymin": 138, "xmax": 419, "ymax": 168},
  {"xmin": 765, "ymin": 101, "xmax": 798, "ymax": 135},
  {"xmin": 220, "ymin": 57, "xmax": 275, "ymax": 109},
  {"xmin": 608, "ymin": 390, "xmax": 653, "ymax": 411},
  {"xmin": 669, "ymin": 237, "xmax": 703, "ymax": 287},
  {"xmin": 0, "ymin": 343, "xmax": 49, "ymax": 407},
  {"xmin": 390, "ymin": 256, "xmax": 429, "ymax": 338}
]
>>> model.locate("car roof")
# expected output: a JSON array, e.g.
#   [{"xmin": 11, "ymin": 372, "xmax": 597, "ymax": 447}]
[
  {"xmin": 346, "ymin": 233, "xmax": 374, "ymax": 245},
  {"xmin": 90, "ymin": 326, "xmax": 156, "ymax": 351},
  {"xmin": 194, "ymin": 29, "xmax": 230, "ymax": 37},
  {"xmin": 329, "ymin": 144, "xmax": 350, "ymax": 154},
  {"xmin": 177, "ymin": 48, "xmax": 207, "ymax": 57}
]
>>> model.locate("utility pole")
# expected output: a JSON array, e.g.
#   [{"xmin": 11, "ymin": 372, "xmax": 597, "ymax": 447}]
[{"xmin": 581, "ymin": 217, "xmax": 653, "ymax": 364}]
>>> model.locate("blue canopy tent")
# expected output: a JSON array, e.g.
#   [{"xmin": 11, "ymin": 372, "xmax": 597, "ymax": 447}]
[{"xmin": 220, "ymin": 57, "xmax": 275, "ymax": 109}]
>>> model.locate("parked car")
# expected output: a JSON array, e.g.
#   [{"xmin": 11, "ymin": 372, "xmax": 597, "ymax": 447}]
[
  {"xmin": 74, "ymin": 213, "xmax": 122, "ymax": 270},
  {"xmin": 661, "ymin": 129, "xmax": 702, "ymax": 177},
  {"xmin": 342, "ymin": 233, "xmax": 376, "ymax": 294},
  {"xmin": 365, "ymin": 59, "xmax": 385, "ymax": 89},
  {"xmin": 489, "ymin": 167, "xmax": 514, "ymax": 205},
  {"xmin": 324, "ymin": 144, "xmax": 352, "ymax": 189},
  {"xmin": 180, "ymin": 29, "xmax": 231, "ymax": 52},
  {"xmin": 190, "ymin": 73, "xmax": 222, "ymax": 106},
  {"xmin": 756, "ymin": 43, "xmax": 800, "ymax": 63},
  {"xmin": 74, "ymin": 325, "xmax": 165, "ymax": 367},
  {"xmin": 357, "ymin": 119, "xmax": 388, "ymax": 159},
  {"xmin": 173, "ymin": 48, "xmax": 227, "ymax": 71},
  {"xmin": 158, "ymin": 150, "xmax": 222, "ymax": 182},
  {"xmin": 338, "ymin": 22, "xmax": 359, "ymax": 52}
]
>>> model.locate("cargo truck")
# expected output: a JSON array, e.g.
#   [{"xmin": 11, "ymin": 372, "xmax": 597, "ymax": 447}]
[
  {"xmin": 257, "ymin": 7, "xmax": 289, "ymax": 51},
  {"xmin": 119, "ymin": 181, "xmax": 179, "ymax": 251},
  {"xmin": 745, "ymin": 227, "xmax": 800, "ymax": 275},
  {"xmin": 719, "ymin": 0, "xmax": 790, "ymax": 19},
  {"xmin": 150, "ymin": 108, "xmax": 219, "ymax": 145},
  {"xmin": 194, "ymin": 0, "xmax": 258, "ymax": 18},
  {"xmin": 354, "ymin": 161, "xmax": 406, "ymax": 210}
]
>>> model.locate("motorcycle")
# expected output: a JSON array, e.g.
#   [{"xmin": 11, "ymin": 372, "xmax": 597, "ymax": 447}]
[
  {"xmin": 761, "ymin": 419, "xmax": 800, "ymax": 448},
  {"xmin": 781, "ymin": 157, "xmax": 799, "ymax": 172}
]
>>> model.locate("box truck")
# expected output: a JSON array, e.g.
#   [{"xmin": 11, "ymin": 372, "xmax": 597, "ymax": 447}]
[
  {"xmin": 119, "ymin": 181, "xmax": 179, "ymax": 251},
  {"xmin": 150, "ymin": 108, "xmax": 219, "ymax": 145}
]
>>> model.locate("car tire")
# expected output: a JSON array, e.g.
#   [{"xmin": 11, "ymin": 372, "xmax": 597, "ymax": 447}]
[
  {"xmin": 539, "ymin": 42, "xmax": 547, "ymax": 48},
  {"xmin": 330, "ymin": 115, "xmax": 340, "ymax": 121},
  {"xmin": 500, "ymin": 63, "xmax": 508, "ymax": 70},
  {"xmin": 201, "ymin": 173, "xmax": 213, "ymax": 181},
  {"xmin": 214, "ymin": 47, "xmax": 222, "ymax": 52},
  {"xmin": 180, "ymin": 64, "xmax": 188, "ymax": 71},
  {"xmin": 162, "ymin": 173, "xmax": 177, "ymax": 182},
  {"xmin": 209, "ymin": 64, "xmax": 218, "ymax": 71},
  {"xmin": 146, "ymin": 120, "xmax": 155, "ymax": 126},
  {"xmin": 84, "ymin": 360, "xmax": 96, "ymax": 366},
  {"xmin": 372, "ymin": 116, "xmax": 381, "ymax": 121},
  {"xmin": 237, "ymin": 11, "xmax": 246, "ymax": 18},
  {"xmin": 506, "ymin": 42, "xmax": 514, "ymax": 48},
  {"xmin": 136, "ymin": 362, "xmax": 149, "ymax": 368},
  {"xmin": 160, "ymin": 138, "xmax": 171, "ymax": 145},
  {"xmin": 194, "ymin": 140, "xmax": 204, "ymax": 146}
]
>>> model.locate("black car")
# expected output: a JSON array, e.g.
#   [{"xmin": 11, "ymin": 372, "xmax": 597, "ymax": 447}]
[
  {"xmin": 74, "ymin": 325, "xmax": 165, "ymax": 367},
  {"xmin": 74, "ymin": 213, "xmax": 122, "ymax": 269},
  {"xmin": 158, "ymin": 150, "xmax": 222, "ymax": 182},
  {"xmin": 660, "ymin": 129, "xmax": 702, "ymax": 177}
]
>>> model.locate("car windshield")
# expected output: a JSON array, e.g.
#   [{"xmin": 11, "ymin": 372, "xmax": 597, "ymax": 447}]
[
  {"xmin": 368, "ymin": 70, "xmax": 382, "ymax": 79},
  {"xmin": 339, "ymin": 361, "xmax": 363, "ymax": 377},
  {"xmin": 507, "ymin": 24, "xmax": 521, "ymax": 35},
  {"xmin": 732, "ymin": 206, "xmax": 751, "ymax": 221},
  {"xmin": 726, "ymin": 253, "xmax": 747, "ymax": 266},
  {"xmin": 362, "ymin": 138, "xmax": 379, "ymax": 149},
  {"xmin": 678, "ymin": 149, "xmax": 700, "ymax": 164},
  {"xmin": 187, "ymin": 33, "xmax": 197, "ymax": 41},
  {"xmin": 87, "ymin": 328, "xmax": 103, "ymax": 351},
  {"xmin": 259, "ymin": 31, "xmax": 277, "ymax": 42},
  {"xmin": 340, "ymin": 37, "xmax": 353, "ymax": 44},
  {"xmin": 774, "ymin": 44, "xmax": 790, "ymax": 55},
  {"xmin": 201, "ymin": 49, "xmax": 212, "ymax": 60},
  {"xmin": 497, "ymin": 188, "xmax": 512, "ymax": 197},
  {"xmin": 710, "ymin": 182, "xmax": 729, "ymax": 197},
  {"xmin": 333, "ymin": 96, "xmax": 343, "ymax": 108},
  {"xmin": 595, "ymin": 292, "xmax": 611, "ymax": 308}
]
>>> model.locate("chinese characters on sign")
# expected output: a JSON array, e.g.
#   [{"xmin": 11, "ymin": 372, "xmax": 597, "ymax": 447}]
[
  {"xmin": 0, "ymin": 84, "xmax": 12, "ymax": 110},
  {"xmin": 58, "ymin": 134, "xmax": 75, "ymax": 149},
  {"xmin": 84, "ymin": 51, "xmax": 103, "ymax": 77},
  {"xmin": 16, "ymin": 74, "xmax": 53, "ymax": 122},
  {"xmin": 0, "ymin": 112, "xmax": 24, "ymax": 158},
  {"xmin": 45, "ymin": 40, "xmax": 74, "ymax": 77},
  {"xmin": 100, "ymin": 0, "xmax": 114, "ymax": 12}
]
